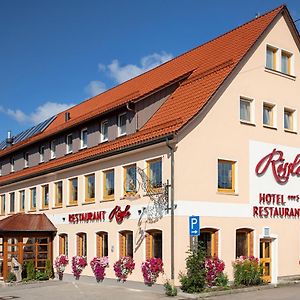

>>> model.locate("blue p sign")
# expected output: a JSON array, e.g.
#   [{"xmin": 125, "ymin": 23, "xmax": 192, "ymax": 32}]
[{"xmin": 189, "ymin": 216, "xmax": 200, "ymax": 236}]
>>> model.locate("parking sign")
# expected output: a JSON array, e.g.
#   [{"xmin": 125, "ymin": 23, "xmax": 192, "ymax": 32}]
[{"xmin": 189, "ymin": 216, "xmax": 200, "ymax": 236}]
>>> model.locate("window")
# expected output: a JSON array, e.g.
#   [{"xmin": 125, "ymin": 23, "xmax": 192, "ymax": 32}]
[
  {"xmin": 42, "ymin": 185, "xmax": 49, "ymax": 209},
  {"xmin": 197, "ymin": 229, "xmax": 218, "ymax": 257},
  {"xmin": 103, "ymin": 170, "xmax": 114, "ymax": 200},
  {"xmin": 100, "ymin": 120, "xmax": 109, "ymax": 142},
  {"xmin": 240, "ymin": 97, "xmax": 253, "ymax": 123},
  {"xmin": 59, "ymin": 234, "xmax": 68, "ymax": 256},
  {"xmin": 9, "ymin": 192, "xmax": 15, "ymax": 213},
  {"xmin": 85, "ymin": 174, "xmax": 95, "ymax": 202},
  {"xmin": 10, "ymin": 157, "xmax": 15, "ymax": 173},
  {"xmin": 19, "ymin": 190, "xmax": 25, "ymax": 212},
  {"xmin": 24, "ymin": 152, "xmax": 29, "ymax": 168},
  {"xmin": 66, "ymin": 134, "xmax": 73, "ymax": 154},
  {"xmin": 96, "ymin": 232, "xmax": 108, "ymax": 257},
  {"xmin": 263, "ymin": 103, "xmax": 275, "ymax": 127},
  {"xmin": 284, "ymin": 108, "xmax": 295, "ymax": 131},
  {"xmin": 147, "ymin": 159, "xmax": 162, "ymax": 191},
  {"xmin": 0, "ymin": 165, "xmax": 2, "ymax": 176},
  {"xmin": 80, "ymin": 128, "xmax": 88, "ymax": 149},
  {"xmin": 236, "ymin": 229, "xmax": 253, "ymax": 258},
  {"xmin": 218, "ymin": 160, "xmax": 235, "ymax": 192},
  {"xmin": 0, "ymin": 195, "xmax": 5, "ymax": 215},
  {"xmin": 119, "ymin": 231, "xmax": 133, "ymax": 257},
  {"xmin": 118, "ymin": 113, "xmax": 127, "ymax": 136},
  {"xmin": 146, "ymin": 230, "xmax": 162, "ymax": 259},
  {"xmin": 281, "ymin": 51, "xmax": 292, "ymax": 75},
  {"xmin": 266, "ymin": 45, "xmax": 277, "ymax": 70},
  {"xmin": 39, "ymin": 146, "xmax": 45, "ymax": 163},
  {"xmin": 30, "ymin": 187, "xmax": 37, "ymax": 210},
  {"xmin": 69, "ymin": 178, "xmax": 78, "ymax": 204},
  {"xmin": 50, "ymin": 140, "xmax": 56, "ymax": 159},
  {"xmin": 55, "ymin": 181, "xmax": 63, "ymax": 207},
  {"xmin": 124, "ymin": 164, "xmax": 137, "ymax": 195},
  {"xmin": 77, "ymin": 233, "xmax": 87, "ymax": 256}
]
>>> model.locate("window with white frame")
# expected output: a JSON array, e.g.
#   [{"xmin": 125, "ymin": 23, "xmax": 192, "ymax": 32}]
[
  {"xmin": 50, "ymin": 140, "xmax": 56, "ymax": 159},
  {"xmin": 24, "ymin": 152, "xmax": 29, "ymax": 168},
  {"xmin": 240, "ymin": 97, "xmax": 254, "ymax": 123},
  {"xmin": 80, "ymin": 128, "xmax": 88, "ymax": 149},
  {"xmin": 281, "ymin": 50, "xmax": 292, "ymax": 75},
  {"xmin": 100, "ymin": 120, "xmax": 108, "ymax": 142},
  {"xmin": 19, "ymin": 190, "xmax": 25, "ymax": 212},
  {"xmin": 10, "ymin": 157, "xmax": 15, "ymax": 173},
  {"xmin": 118, "ymin": 113, "xmax": 127, "ymax": 136},
  {"xmin": 263, "ymin": 103, "xmax": 275, "ymax": 127},
  {"xmin": 39, "ymin": 146, "xmax": 45, "ymax": 163},
  {"xmin": 284, "ymin": 108, "xmax": 295, "ymax": 131},
  {"xmin": 266, "ymin": 45, "xmax": 277, "ymax": 70},
  {"xmin": 66, "ymin": 133, "xmax": 73, "ymax": 154},
  {"xmin": 9, "ymin": 192, "xmax": 15, "ymax": 213}
]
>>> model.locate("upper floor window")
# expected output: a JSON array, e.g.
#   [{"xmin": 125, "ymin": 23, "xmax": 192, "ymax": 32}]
[
  {"xmin": 85, "ymin": 174, "xmax": 95, "ymax": 202},
  {"xmin": 30, "ymin": 187, "xmax": 37, "ymax": 211},
  {"xmin": 284, "ymin": 108, "xmax": 295, "ymax": 132},
  {"xmin": 100, "ymin": 120, "xmax": 109, "ymax": 142},
  {"xmin": 240, "ymin": 97, "xmax": 254, "ymax": 123},
  {"xmin": 266, "ymin": 45, "xmax": 277, "ymax": 70},
  {"xmin": 0, "ymin": 195, "xmax": 5, "ymax": 215},
  {"xmin": 24, "ymin": 152, "xmax": 29, "ymax": 168},
  {"xmin": 55, "ymin": 181, "xmax": 63, "ymax": 207},
  {"xmin": 124, "ymin": 164, "xmax": 137, "ymax": 195},
  {"xmin": 10, "ymin": 157, "xmax": 15, "ymax": 173},
  {"xmin": 263, "ymin": 103, "xmax": 275, "ymax": 127},
  {"xmin": 69, "ymin": 178, "xmax": 78, "ymax": 205},
  {"xmin": 80, "ymin": 128, "xmax": 88, "ymax": 149},
  {"xmin": 50, "ymin": 140, "xmax": 56, "ymax": 159},
  {"xmin": 281, "ymin": 51, "xmax": 292, "ymax": 75},
  {"xmin": 9, "ymin": 192, "xmax": 15, "ymax": 213},
  {"xmin": 118, "ymin": 113, "xmax": 127, "ymax": 137},
  {"xmin": 66, "ymin": 134, "xmax": 73, "ymax": 154},
  {"xmin": 42, "ymin": 184, "xmax": 49, "ymax": 209},
  {"xmin": 218, "ymin": 159, "xmax": 235, "ymax": 193},
  {"xmin": 19, "ymin": 190, "xmax": 25, "ymax": 212},
  {"xmin": 39, "ymin": 146, "xmax": 45, "ymax": 163},
  {"xmin": 147, "ymin": 158, "xmax": 162, "ymax": 192},
  {"xmin": 103, "ymin": 169, "xmax": 114, "ymax": 200}
]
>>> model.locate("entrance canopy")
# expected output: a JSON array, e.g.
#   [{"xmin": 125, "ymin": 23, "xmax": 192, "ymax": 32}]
[{"xmin": 0, "ymin": 213, "xmax": 57, "ymax": 232}]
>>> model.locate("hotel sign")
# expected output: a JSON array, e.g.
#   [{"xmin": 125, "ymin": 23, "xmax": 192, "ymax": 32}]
[{"xmin": 68, "ymin": 205, "xmax": 131, "ymax": 224}]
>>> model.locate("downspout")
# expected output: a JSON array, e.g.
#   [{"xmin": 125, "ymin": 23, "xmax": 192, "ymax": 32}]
[{"xmin": 166, "ymin": 137, "xmax": 175, "ymax": 283}]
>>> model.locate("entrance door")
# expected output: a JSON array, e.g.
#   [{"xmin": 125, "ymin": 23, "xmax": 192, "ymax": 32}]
[{"xmin": 260, "ymin": 239, "xmax": 272, "ymax": 283}]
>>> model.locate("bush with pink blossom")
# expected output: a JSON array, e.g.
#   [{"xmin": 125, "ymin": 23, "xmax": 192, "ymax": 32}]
[
  {"xmin": 90, "ymin": 256, "xmax": 109, "ymax": 282},
  {"xmin": 141, "ymin": 258, "xmax": 164, "ymax": 286},
  {"xmin": 72, "ymin": 256, "xmax": 87, "ymax": 280},
  {"xmin": 113, "ymin": 256, "xmax": 135, "ymax": 282},
  {"xmin": 54, "ymin": 254, "xmax": 69, "ymax": 280},
  {"xmin": 205, "ymin": 256, "xmax": 226, "ymax": 287}
]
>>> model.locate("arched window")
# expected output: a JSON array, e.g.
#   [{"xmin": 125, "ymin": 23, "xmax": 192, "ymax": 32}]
[
  {"xmin": 96, "ymin": 232, "xmax": 108, "ymax": 257},
  {"xmin": 77, "ymin": 233, "xmax": 87, "ymax": 256},
  {"xmin": 145, "ymin": 230, "xmax": 162, "ymax": 259},
  {"xmin": 119, "ymin": 230, "xmax": 133, "ymax": 257},
  {"xmin": 197, "ymin": 228, "xmax": 218, "ymax": 257},
  {"xmin": 236, "ymin": 228, "xmax": 254, "ymax": 258},
  {"xmin": 59, "ymin": 234, "xmax": 68, "ymax": 256}
]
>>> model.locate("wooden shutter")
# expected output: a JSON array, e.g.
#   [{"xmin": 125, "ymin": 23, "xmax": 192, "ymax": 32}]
[
  {"xmin": 145, "ymin": 232, "xmax": 151, "ymax": 259},
  {"xmin": 77, "ymin": 234, "xmax": 82, "ymax": 256},
  {"xmin": 119, "ymin": 233, "xmax": 124, "ymax": 258},
  {"xmin": 213, "ymin": 230, "xmax": 219, "ymax": 257},
  {"xmin": 249, "ymin": 230, "xmax": 254, "ymax": 256}
]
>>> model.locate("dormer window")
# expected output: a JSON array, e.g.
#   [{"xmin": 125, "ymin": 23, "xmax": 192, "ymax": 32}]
[
  {"xmin": 39, "ymin": 146, "xmax": 45, "ymax": 163},
  {"xmin": 24, "ymin": 152, "xmax": 29, "ymax": 168},
  {"xmin": 66, "ymin": 134, "xmax": 73, "ymax": 154},
  {"xmin": 50, "ymin": 140, "xmax": 56, "ymax": 159},
  {"xmin": 100, "ymin": 120, "xmax": 108, "ymax": 143},
  {"xmin": 118, "ymin": 113, "xmax": 127, "ymax": 137},
  {"xmin": 10, "ymin": 157, "xmax": 15, "ymax": 173},
  {"xmin": 80, "ymin": 128, "xmax": 88, "ymax": 149}
]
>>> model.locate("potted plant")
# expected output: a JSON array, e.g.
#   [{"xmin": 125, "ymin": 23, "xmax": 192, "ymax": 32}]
[
  {"xmin": 90, "ymin": 256, "xmax": 109, "ymax": 282},
  {"xmin": 113, "ymin": 256, "xmax": 135, "ymax": 282},
  {"xmin": 72, "ymin": 256, "xmax": 87, "ymax": 280},
  {"xmin": 54, "ymin": 254, "xmax": 69, "ymax": 280},
  {"xmin": 141, "ymin": 257, "xmax": 164, "ymax": 286}
]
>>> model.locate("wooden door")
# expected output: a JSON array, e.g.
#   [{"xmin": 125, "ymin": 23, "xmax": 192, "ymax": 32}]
[{"xmin": 260, "ymin": 239, "xmax": 272, "ymax": 283}]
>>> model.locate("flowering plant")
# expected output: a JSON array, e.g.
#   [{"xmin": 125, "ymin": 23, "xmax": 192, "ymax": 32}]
[
  {"xmin": 54, "ymin": 254, "xmax": 69, "ymax": 280},
  {"xmin": 72, "ymin": 256, "xmax": 87, "ymax": 280},
  {"xmin": 113, "ymin": 256, "xmax": 135, "ymax": 282},
  {"xmin": 90, "ymin": 256, "xmax": 109, "ymax": 282},
  {"xmin": 141, "ymin": 258, "xmax": 164, "ymax": 286},
  {"xmin": 205, "ymin": 256, "xmax": 225, "ymax": 287}
]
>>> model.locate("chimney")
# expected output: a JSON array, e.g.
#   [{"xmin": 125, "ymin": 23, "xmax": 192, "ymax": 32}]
[
  {"xmin": 6, "ymin": 131, "xmax": 13, "ymax": 147},
  {"xmin": 65, "ymin": 112, "xmax": 71, "ymax": 122}
]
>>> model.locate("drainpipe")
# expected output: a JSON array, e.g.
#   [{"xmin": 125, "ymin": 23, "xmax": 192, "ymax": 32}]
[{"xmin": 166, "ymin": 137, "xmax": 175, "ymax": 283}]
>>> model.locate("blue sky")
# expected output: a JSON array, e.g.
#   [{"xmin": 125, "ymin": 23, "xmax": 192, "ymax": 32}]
[{"xmin": 0, "ymin": 0, "xmax": 300, "ymax": 140}]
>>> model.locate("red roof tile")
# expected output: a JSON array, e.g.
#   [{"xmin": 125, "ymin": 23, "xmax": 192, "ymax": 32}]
[{"xmin": 0, "ymin": 5, "xmax": 287, "ymax": 185}]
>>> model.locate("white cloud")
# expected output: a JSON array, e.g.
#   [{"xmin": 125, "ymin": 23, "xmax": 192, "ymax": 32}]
[
  {"xmin": 105, "ymin": 51, "xmax": 173, "ymax": 84},
  {"xmin": 85, "ymin": 80, "xmax": 107, "ymax": 97},
  {"xmin": 0, "ymin": 101, "xmax": 75, "ymax": 125}
]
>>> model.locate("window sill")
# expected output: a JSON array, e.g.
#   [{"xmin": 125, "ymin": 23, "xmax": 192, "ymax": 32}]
[
  {"xmin": 263, "ymin": 124, "xmax": 277, "ymax": 130},
  {"xmin": 66, "ymin": 151, "xmax": 73, "ymax": 155},
  {"xmin": 100, "ymin": 139, "xmax": 108, "ymax": 144},
  {"xmin": 284, "ymin": 129, "xmax": 297, "ymax": 134},
  {"xmin": 240, "ymin": 120, "xmax": 256, "ymax": 126},
  {"xmin": 66, "ymin": 203, "xmax": 78, "ymax": 207},
  {"xmin": 52, "ymin": 205, "xmax": 63, "ymax": 209},
  {"xmin": 50, "ymin": 157, "xmax": 56, "ymax": 160},
  {"xmin": 121, "ymin": 193, "xmax": 141, "ymax": 200},
  {"xmin": 28, "ymin": 209, "xmax": 37, "ymax": 213},
  {"xmin": 39, "ymin": 207, "xmax": 49, "ymax": 211},
  {"xmin": 82, "ymin": 200, "xmax": 95, "ymax": 205},
  {"xmin": 265, "ymin": 67, "xmax": 296, "ymax": 80},
  {"xmin": 79, "ymin": 146, "xmax": 87, "ymax": 151},
  {"xmin": 101, "ymin": 198, "xmax": 115, "ymax": 202},
  {"xmin": 217, "ymin": 191, "xmax": 239, "ymax": 196}
]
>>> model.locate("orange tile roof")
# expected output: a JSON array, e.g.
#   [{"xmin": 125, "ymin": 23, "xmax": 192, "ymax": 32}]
[{"xmin": 0, "ymin": 5, "xmax": 287, "ymax": 186}]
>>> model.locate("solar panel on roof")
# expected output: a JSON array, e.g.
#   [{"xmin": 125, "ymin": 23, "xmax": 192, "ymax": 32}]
[{"xmin": 0, "ymin": 115, "xmax": 56, "ymax": 150}]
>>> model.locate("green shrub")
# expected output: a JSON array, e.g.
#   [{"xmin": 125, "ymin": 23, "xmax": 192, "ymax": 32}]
[
  {"xmin": 45, "ymin": 259, "xmax": 54, "ymax": 279},
  {"xmin": 232, "ymin": 256, "xmax": 263, "ymax": 286},
  {"xmin": 7, "ymin": 272, "xmax": 16, "ymax": 282},
  {"xmin": 179, "ymin": 246, "xmax": 206, "ymax": 293},
  {"xmin": 215, "ymin": 273, "xmax": 229, "ymax": 287},
  {"xmin": 35, "ymin": 270, "xmax": 49, "ymax": 281},
  {"xmin": 164, "ymin": 280, "xmax": 177, "ymax": 297},
  {"xmin": 26, "ymin": 260, "xmax": 35, "ymax": 280}
]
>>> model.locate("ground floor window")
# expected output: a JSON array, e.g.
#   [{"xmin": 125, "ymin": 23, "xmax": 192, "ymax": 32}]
[
  {"xmin": 236, "ymin": 228, "xmax": 253, "ymax": 257},
  {"xmin": 59, "ymin": 234, "xmax": 68, "ymax": 256},
  {"xmin": 96, "ymin": 232, "xmax": 108, "ymax": 257},
  {"xmin": 145, "ymin": 230, "xmax": 162, "ymax": 259},
  {"xmin": 119, "ymin": 231, "xmax": 133, "ymax": 257},
  {"xmin": 197, "ymin": 228, "xmax": 218, "ymax": 257},
  {"xmin": 77, "ymin": 233, "xmax": 87, "ymax": 256}
]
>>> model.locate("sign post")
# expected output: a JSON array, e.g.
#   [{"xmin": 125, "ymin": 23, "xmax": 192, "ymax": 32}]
[{"xmin": 189, "ymin": 216, "xmax": 200, "ymax": 252}]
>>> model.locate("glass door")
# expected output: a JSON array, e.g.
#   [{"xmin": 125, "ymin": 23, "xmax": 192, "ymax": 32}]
[
  {"xmin": 7, "ymin": 238, "xmax": 19, "ymax": 275},
  {"xmin": 260, "ymin": 239, "xmax": 272, "ymax": 283}
]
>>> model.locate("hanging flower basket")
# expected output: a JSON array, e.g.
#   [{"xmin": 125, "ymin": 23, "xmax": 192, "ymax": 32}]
[
  {"xmin": 54, "ymin": 254, "xmax": 69, "ymax": 280},
  {"xmin": 141, "ymin": 258, "xmax": 164, "ymax": 286},
  {"xmin": 90, "ymin": 256, "xmax": 109, "ymax": 282},
  {"xmin": 72, "ymin": 256, "xmax": 87, "ymax": 280},
  {"xmin": 113, "ymin": 256, "xmax": 135, "ymax": 282}
]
